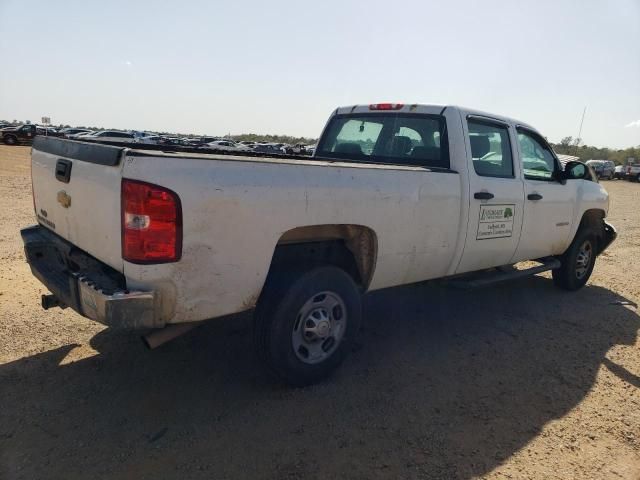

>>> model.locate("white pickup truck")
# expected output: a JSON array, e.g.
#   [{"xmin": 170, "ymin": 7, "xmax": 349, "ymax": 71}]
[{"xmin": 22, "ymin": 103, "xmax": 616, "ymax": 385}]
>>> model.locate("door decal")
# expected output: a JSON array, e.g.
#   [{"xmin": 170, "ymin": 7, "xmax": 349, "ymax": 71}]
[{"xmin": 476, "ymin": 204, "xmax": 515, "ymax": 240}]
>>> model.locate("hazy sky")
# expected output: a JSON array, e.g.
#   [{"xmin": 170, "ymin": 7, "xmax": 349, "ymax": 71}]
[{"xmin": 1, "ymin": 0, "xmax": 638, "ymax": 148}]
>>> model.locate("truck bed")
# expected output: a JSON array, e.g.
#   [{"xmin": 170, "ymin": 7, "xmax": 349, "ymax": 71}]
[{"xmin": 30, "ymin": 136, "xmax": 464, "ymax": 326}]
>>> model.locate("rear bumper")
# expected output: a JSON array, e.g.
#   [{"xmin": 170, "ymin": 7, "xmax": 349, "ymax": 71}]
[
  {"xmin": 21, "ymin": 225, "xmax": 158, "ymax": 329},
  {"xmin": 599, "ymin": 221, "xmax": 617, "ymax": 254}
]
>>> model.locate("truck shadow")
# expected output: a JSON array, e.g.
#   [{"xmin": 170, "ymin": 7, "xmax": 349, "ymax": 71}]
[{"xmin": 1, "ymin": 276, "xmax": 638, "ymax": 479}]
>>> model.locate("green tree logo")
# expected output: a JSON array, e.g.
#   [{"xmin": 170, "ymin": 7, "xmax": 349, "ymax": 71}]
[{"xmin": 504, "ymin": 207, "xmax": 513, "ymax": 219}]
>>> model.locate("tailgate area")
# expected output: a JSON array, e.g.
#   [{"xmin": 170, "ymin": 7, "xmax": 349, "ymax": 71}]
[{"xmin": 31, "ymin": 136, "xmax": 126, "ymax": 272}]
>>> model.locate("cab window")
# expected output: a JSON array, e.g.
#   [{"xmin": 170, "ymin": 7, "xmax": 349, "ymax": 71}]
[
  {"xmin": 467, "ymin": 119, "xmax": 514, "ymax": 178},
  {"xmin": 517, "ymin": 129, "xmax": 557, "ymax": 180},
  {"xmin": 316, "ymin": 113, "xmax": 450, "ymax": 169}
]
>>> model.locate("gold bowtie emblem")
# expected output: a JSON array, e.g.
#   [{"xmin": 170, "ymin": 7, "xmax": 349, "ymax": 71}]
[{"xmin": 57, "ymin": 190, "xmax": 72, "ymax": 208}]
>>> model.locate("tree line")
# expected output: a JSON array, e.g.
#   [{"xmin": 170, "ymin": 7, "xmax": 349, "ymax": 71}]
[{"xmin": 551, "ymin": 137, "xmax": 639, "ymax": 165}]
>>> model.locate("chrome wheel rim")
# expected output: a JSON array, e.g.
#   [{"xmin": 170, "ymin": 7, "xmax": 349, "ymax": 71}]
[
  {"xmin": 292, "ymin": 291, "xmax": 347, "ymax": 364},
  {"xmin": 575, "ymin": 240, "xmax": 593, "ymax": 279}
]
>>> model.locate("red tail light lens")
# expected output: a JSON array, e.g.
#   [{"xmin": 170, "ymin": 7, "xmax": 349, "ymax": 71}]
[
  {"xmin": 369, "ymin": 103, "xmax": 404, "ymax": 110},
  {"xmin": 121, "ymin": 179, "xmax": 182, "ymax": 263}
]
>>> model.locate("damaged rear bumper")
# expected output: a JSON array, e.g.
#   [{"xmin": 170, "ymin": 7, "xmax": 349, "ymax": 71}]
[{"xmin": 21, "ymin": 225, "xmax": 159, "ymax": 329}]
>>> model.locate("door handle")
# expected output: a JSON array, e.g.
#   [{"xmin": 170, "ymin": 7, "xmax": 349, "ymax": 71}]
[
  {"xmin": 55, "ymin": 159, "xmax": 72, "ymax": 183},
  {"xmin": 527, "ymin": 193, "xmax": 543, "ymax": 201},
  {"xmin": 474, "ymin": 191, "xmax": 494, "ymax": 200}
]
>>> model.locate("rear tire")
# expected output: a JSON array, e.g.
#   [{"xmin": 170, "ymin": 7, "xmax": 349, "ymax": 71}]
[
  {"xmin": 3, "ymin": 135, "xmax": 17, "ymax": 145},
  {"xmin": 552, "ymin": 228, "xmax": 597, "ymax": 291},
  {"xmin": 254, "ymin": 266, "xmax": 362, "ymax": 387}
]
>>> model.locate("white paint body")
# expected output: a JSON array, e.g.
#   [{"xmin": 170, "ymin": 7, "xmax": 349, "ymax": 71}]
[{"xmin": 30, "ymin": 105, "xmax": 610, "ymax": 326}]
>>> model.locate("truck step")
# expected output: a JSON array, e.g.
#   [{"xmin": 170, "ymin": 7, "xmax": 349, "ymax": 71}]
[{"xmin": 447, "ymin": 257, "xmax": 561, "ymax": 290}]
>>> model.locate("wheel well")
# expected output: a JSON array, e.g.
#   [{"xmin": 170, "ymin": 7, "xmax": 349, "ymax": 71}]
[
  {"xmin": 579, "ymin": 209, "xmax": 606, "ymax": 250},
  {"xmin": 579, "ymin": 209, "xmax": 605, "ymax": 230},
  {"xmin": 269, "ymin": 225, "xmax": 377, "ymax": 289}
]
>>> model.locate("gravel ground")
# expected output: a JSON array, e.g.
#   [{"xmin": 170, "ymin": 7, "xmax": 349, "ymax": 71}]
[{"xmin": 0, "ymin": 145, "xmax": 639, "ymax": 480}]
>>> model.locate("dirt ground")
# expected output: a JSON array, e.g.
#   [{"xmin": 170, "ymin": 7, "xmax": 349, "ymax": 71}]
[{"xmin": 0, "ymin": 145, "xmax": 638, "ymax": 480}]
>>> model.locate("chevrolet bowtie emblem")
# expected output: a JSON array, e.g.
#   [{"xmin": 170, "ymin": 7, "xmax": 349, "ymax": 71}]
[{"xmin": 57, "ymin": 190, "xmax": 72, "ymax": 208}]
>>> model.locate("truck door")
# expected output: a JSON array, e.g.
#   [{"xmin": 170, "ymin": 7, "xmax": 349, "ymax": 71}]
[
  {"xmin": 22, "ymin": 125, "xmax": 36, "ymax": 139},
  {"xmin": 512, "ymin": 127, "xmax": 577, "ymax": 260},
  {"xmin": 456, "ymin": 116, "xmax": 525, "ymax": 274}
]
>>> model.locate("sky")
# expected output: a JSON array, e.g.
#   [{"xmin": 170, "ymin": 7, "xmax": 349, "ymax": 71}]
[{"xmin": 0, "ymin": 0, "xmax": 639, "ymax": 148}]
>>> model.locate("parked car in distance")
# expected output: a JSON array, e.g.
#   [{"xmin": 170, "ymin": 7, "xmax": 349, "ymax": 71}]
[
  {"xmin": 135, "ymin": 134, "xmax": 163, "ymax": 145},
  {"xmin": 59, "ymin": 128, "xmax": 92, "ymax": 138},
  {"xmin": 252, "ymin": 143, "xmax": 286, "ymax": 154},
  {"xmin": 82, "ymin": 130, "xmax": 137, "ymax": 143},
  {"xmin": 183, "ymin": 136, "xmax": 220, "ymax": 147},
  {"xmin": 68, "ymin": 131, "xmax": 97, "ymax": 139},
  {"xmin": 23, "ymin": 103, "xmax": 616, "ymax": 386},
  {"xmin": 626, "ymin": 164, "xmax": 640, "ymax": 182},
  {"xmin": 162, "ymin": 137, "xmax": 191, "ymax": 146},
  {"xmin": 586, "ymin": 160, "xmax": 615, "ymax": 180},
  {"xmin": 614, "ymin": 164, "xmax": 625, "ymax": 179},
  {"xmin": 2, "ymin": 124, "xmax": 59, "ymax": 145},
  {"xmin": 285, "ymin": 143, "xmax": 312, "ymax": 155},
  {"xmin": 205, "ymin": 140, "xmax": 250, "ymax": 151}
]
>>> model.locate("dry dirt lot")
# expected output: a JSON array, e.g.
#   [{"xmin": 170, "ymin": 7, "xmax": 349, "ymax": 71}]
[{"xmin": 0, "ymin": 145, "xmax": 639, "ymax": 480}]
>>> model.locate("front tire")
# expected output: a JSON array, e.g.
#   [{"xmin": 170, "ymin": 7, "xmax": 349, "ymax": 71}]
[
  {"xmin": 254, "ymin": 266, "xmax": 362, "ymax": 387},
  {"xmin": 552, "ymin": 229, "xmax": 597, "ymax": 291},
  {"xmin": 3, "ymin": 135, "xmax": 17, "ymax": 145}
]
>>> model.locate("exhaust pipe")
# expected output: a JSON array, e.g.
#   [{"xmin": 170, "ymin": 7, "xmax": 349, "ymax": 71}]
[
  {"xmin": 142, "ymin": 322, "xmax": 200, "ymax": 350},
  {"xmin": 42, "ymin": 294, "xmax": 63, "ymax": 310}
]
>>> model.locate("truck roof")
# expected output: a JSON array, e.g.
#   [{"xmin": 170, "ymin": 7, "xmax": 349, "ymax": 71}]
[{"xmin": 333, "ymin": 104, "xmax": 538, "ymax": 133}]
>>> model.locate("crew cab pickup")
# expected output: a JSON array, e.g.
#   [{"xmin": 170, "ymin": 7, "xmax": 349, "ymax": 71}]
[
  {"xmin": 2, "ymin": 124, "xmax": 60, "ymax": 145},
  {"xmin": 21, "ymin": 104, "xmax": 617, "ymax": 385}
]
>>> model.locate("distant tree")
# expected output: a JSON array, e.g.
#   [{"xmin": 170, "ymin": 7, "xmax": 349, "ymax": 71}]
[{"xmin": 551, "ymin": 138, "xmax": 640, "ymax": 165}]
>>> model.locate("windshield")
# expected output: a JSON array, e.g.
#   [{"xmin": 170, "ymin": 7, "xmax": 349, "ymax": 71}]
[{"xmin": 316, "ymin": 113, "xmax": 449, "ymax": 169}]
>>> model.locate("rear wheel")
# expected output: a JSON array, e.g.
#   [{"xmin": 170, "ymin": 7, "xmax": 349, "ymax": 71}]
[
  {"xmin": 3, "ymin": 135, "xmax": 17, "ymax": 145},
  {"xmin": 552, "ymin": 228, "xmax": 597, "ymax": 291},
  {"xmin": 254, "ymin": 266, "xmax": 361, "ymax": 386}
]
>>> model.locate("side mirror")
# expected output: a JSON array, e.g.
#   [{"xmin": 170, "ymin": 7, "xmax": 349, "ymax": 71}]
[{"xmin": 562, "ymin": 161, "xmax": 589, "ymax": 181}]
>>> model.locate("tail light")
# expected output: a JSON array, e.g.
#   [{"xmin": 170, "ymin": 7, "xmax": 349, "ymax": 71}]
[
  {"xmin": 369, "ymin": 103, "xmax": 404, "ymax": 110},
  {"xmin": 121, "ymin": 179, "xmax": 182, "ymax": 263}
]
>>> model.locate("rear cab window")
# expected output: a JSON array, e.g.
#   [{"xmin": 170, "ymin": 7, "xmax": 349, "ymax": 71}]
[{"xmin": 316, "ymin": 113, "xmax": 450, "ymax": 169}]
